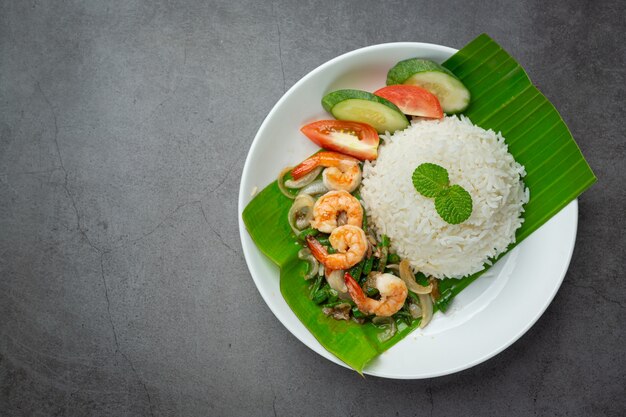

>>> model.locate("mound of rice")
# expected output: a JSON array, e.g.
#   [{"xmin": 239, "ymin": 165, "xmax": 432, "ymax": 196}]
[{"xmin": 361, "ymin": 115, "xmax": 529, "ymax": 279}]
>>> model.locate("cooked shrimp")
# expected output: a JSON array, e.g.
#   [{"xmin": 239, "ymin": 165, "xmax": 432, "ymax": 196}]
[
  {"xmin": 344, "ymin": 272, "xmax": 408, "ymax": 317},
  {"xmin": 306, "ymin": 225, "xmax": 367, "ymax": 270},
  {"xmin": 322, "ymin": 164, "xmax": 361, "ymax": 192},
  {"xmin": 311, "ymin": 190, "xmax": 363, "ymax": 234},
  {"xmin": 291, "ymin": 151, "xmax": 361, "ymax": 192}
]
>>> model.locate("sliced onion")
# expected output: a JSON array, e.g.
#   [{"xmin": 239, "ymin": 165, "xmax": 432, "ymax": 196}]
[
  {"xmin": 399, "ymin": 259, "xmax": 433, "ymax": 294},
  {"xmin": 418, "ymin": 293, "xmax": 433, "ymax": 329},
  {"xmin": 385, "ymin": 263, "xmax": 399, "ymax": 271},
  {"xmin": 287, "ymin": 194, "xmax": 315, "ymax": 235},
  {"xmin": 318, "ymin": 264, "xmax": 325, "ymax": 277},
  {"xmin": 325, "ymin": 269, "xmax": 349, "ymax": 297},
  {"xmin": 372, "ymin": 316, "xmax": 397, "ymax": 342},
  {"xmin": 297, "ymin": 179, "xmax": 328, "ymax": 197},
  {"xmin": 284, "ymin": 167, "xmax": 322, "ymax": 188},
  {"xmin": 429, "ymin": 277, "xmax": 441, "ymax": 302},
  {"xmin": 277, "ymin": 166, "xmax": 296, "ymax": 199},
  {"xmin": 298, "ymin": 248, "xmax": 318, "ymax": 280},
  {"xmin": 408, "ymin": 302, "xmax": 422, "ymax": 319}
]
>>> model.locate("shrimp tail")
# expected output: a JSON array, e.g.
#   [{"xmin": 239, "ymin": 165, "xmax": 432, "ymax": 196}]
[
  {"xmin": 306, "ymin": 235, "xmax": 328, "ymax": 263},
  {"xmin": 291, "ymin": 155, "xmax": 320, "ymax": 180},
  {"xmin": 344, "ymin": 272, "xmax": 366, "ymax": 305}
]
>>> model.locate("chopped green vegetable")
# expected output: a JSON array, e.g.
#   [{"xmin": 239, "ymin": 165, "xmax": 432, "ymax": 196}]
[
  {"xmin": 297, "ymin": 228, "xmax": 319, "ymax": 241},
  {"xmin": 312, "ymin": 289, "xmax": 329, "ymax": 305},
  {"xmin": 393, "ymin": 310, "xmax": 413, "ymax": 326},
  {"xmin": 309, "ymin": 275, "xmax": 323, "ymax": 299},
  {"xmin": 414, "ymin": 272, "xmax": 429, "ymax": 287},
  {"xmin": 324, "ymin": 300, "xmax": 352, "ymax": 308},
  {"xmin": 407, "ymin": 290, "xmax": 420, "ymax": 304},
  {"xmin": 363, "ymin": 257, "xmax": 374, "ymax": 276},
  {"xmin": 365, "ymin": 287, "xmax": 379, "ymax": 297},
  {"xmin": 362, "ymin": 257, "xmax": 374, "ymax": 276},
  {"xmin": 352, "ymin": 307, "xmax": 367, "ymax": 319},
  {"xmin": 361, "ymin": 205, "xmax": 368, "ymax": 232},
  {"xmin": 316, "ymin": 237, "xmax": 330, "ymax": 246},
  {"xmin": 349, "ymin": 261, "xmax": 364, "ymax": 282},
  {"xmin": 387, "ymin": 253, "xmax": 401, "ymax": 264}
]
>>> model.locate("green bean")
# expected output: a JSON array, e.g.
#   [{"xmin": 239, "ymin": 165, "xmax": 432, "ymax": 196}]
[
  {"xmin": 309, "ymin": 275, "xmax": 323, "ymax": 299},
  {"xmin": 352, "ymin": 307, "xmax": 367, "ymax": 319},
  {"xmin": 322, "ymin": 300, "xmax": 350, "ymax": 308},
  {"xmin": 387, "ymin": 253, "xmax": 401, "ymax": 264},
  {"xmin": 407, "ymin": 290, "xmax": 420, "ymax": 304},
  {"xmin": 362, "ymin": 256, "xmax": 374, "ymax": 275},
  {"xmin": 327, "ymin": 289, "xmax": 339, "ymax": 303},
  {"xmin": 371, "ymin": 258, "xmax": 379, "ymax": 273},
  {"xmin": 415, "ymin": 272, "xmax": 429, "ymax": 286},
  {"xmin": 361, "ymin": 203, "xmax": 368, "ymax": 232},
  {"xmin": 393, "ymin": 311, "xmax": 412, "ymax": 326},
  {"xmin": 380, "ymin": 234, "xmax": 390, "ymax": 247},
  {"xmin": 316, "ymin": 237, "xmax": 330, "ymax": 246},
  {"xmin": 349, "ymin": 261, "xmax": 364, "ymax": 282},
  {"xmin": 365, "ymin": 287, "xmax": 379, "ymax": 297},
  {"xmin": 393, "ymin": 310, "xmax": 412, "ymax": 320},
  {"xmin": 297, "ymin": 228, "xmax": 319, "ymax": 241},
  {"xmin": 312, "ymin": 289, "xmax": 329, "ymax": 305}
]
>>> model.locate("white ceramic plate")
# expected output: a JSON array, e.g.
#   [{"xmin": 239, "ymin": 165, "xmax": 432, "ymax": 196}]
[{"xmin": 237, "ymin": 42, "xmax": 577, "ymax": 379}]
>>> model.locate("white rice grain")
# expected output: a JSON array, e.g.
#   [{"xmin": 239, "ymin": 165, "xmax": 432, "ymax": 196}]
[{"xmin": 360, "ymin": 115, "xmax": 528, "ymax": 279}]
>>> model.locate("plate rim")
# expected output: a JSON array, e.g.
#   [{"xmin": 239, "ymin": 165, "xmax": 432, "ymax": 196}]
[{"xmin": 237, "ymin": 41, "xmax": 578, "ymax": 379}]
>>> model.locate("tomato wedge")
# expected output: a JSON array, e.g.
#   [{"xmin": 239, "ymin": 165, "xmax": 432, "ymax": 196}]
[
  {"xmin": 373, "ymin": 85, "xmax": 443, "ymax": 119},
  {"xmin": 300, "ymin": 120, "xmax": 379, "ymax": 160}
]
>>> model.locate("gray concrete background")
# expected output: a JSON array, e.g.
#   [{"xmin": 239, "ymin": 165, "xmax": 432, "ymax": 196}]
[{"xmin": 1, "ymin": 0, "xmax": 624, "ymax": 416}]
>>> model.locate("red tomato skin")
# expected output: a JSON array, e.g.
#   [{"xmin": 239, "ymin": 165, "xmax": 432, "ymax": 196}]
[
  {"xmin": 373, "ymin": 85, "xmax": 443, "ymax": 119},
  {"xmin": 300, "ymin": 120, "xmax": 379, "ymax": 160}
]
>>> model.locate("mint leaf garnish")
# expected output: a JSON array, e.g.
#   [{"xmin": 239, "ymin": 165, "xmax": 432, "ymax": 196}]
[
  {"xmin": 412, "ymin": 163, "xmax": 473, "ymax": 224},
  {"xmin": 412, "ymin": 163, "xmax": 450, "ymax": 198},
  {"xmin": 435, "ymin": 185, "xmax": 473, "ymax": 224}
]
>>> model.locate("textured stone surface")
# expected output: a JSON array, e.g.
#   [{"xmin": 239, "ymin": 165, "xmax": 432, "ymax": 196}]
[{"xmin": 1, "ymin": 0, "xmax": 624, "ymax": 415}]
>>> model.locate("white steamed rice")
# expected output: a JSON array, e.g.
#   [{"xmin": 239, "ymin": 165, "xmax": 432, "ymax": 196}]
[{"xmin": 360, "ymin": 115, "xmax": 529, "ymax": 279}]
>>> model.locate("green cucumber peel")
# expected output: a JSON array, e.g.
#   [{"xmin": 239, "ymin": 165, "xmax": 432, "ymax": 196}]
[
  {"xmin": 386, "ymin": 58, "xmax": 458, "ymax": 85},
  {"xmin": 321, "ymin": 89, "xmax": 402, "ymax": 113}
]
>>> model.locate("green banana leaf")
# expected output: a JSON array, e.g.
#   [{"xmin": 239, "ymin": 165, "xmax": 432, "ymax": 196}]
[{"xmin": 242, "ymin": 34, "xmax": 596, "ymax": 373}]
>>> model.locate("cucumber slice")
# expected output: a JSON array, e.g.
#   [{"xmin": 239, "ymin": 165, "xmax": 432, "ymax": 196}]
[
  {"xmin": 322, "ymin": 89, "xmax": 409, "ymax": 133},
  {"xmin": 386, "ymin": 59, "xmax": 470, "ymax": 114}
]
